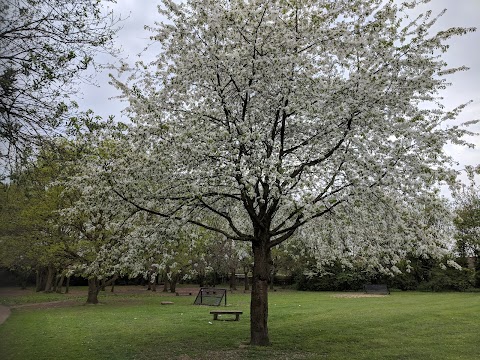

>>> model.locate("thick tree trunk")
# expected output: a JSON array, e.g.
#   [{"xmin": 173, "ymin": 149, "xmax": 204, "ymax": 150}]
[
  {"xmin": 44, "ymin": 266, "xmax": 55, "ymax": 293},
  {"xmin": 36, "ymin": 268, "xmax": 46, "ymax": 292},
  {"xmin": 250, "ymin": 240, "xmax": 271, "ymax": 346},
  {"xmin": 169, "ymin": 274, "xmax": 177, "ymax": 293},
  {"xmin": 65, "ymin": 276, "xmax": 71, "ymax": 293},
  {"xmin": 56, "ymin": 274, "xmax": 65, "ymax": 293},
  {"xmin": 87, "ymin": 277, "xmax": 100, "ymax": 304},
  {"xmin": 65, "ymin": 276, "xmax": 70, "ymax": 294}
]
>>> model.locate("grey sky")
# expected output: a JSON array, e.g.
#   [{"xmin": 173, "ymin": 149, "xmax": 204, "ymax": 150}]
[{"xmin": 76, "ymin": 0, "xmax": 479, "ymax": 186}]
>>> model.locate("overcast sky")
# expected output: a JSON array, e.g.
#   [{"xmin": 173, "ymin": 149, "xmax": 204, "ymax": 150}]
[{"xmin": 76, "ymin": 0, "xmax": 479, "ymax": 188}]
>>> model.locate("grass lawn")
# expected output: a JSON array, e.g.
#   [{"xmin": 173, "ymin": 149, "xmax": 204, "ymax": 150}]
[{"xmin": 0, "ymin": 286, "xmax": 478, "ymax": 359}]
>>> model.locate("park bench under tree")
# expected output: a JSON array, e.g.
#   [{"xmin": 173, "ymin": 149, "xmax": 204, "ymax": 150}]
[
  {"xmin": 175, "ymin": 289, "xmax": 194, "ymax": 296},
  {"xmin": 210, "ymin": 310, "xmax": 243, "ymax": 321},
  {"xmin": 364, "ymin": 284, "xmax": 390, "ymax": 295}
]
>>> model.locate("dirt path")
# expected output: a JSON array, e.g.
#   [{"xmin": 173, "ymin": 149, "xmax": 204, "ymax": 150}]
[{"xmin": 0, "ymin": 305, "xmax": 11, "ymax": 325}]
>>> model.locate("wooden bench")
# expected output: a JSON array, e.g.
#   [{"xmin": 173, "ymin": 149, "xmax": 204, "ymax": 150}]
[
  {"xmin": 175, "ymin": 289, "xmax": 193, "ymax": 296},
  {"xmin": 364, "ymin": 284, "xmax": 389, "ymax": 295},
  {"xmin": 210, "ymin": 310, "xmax": 243, "ymax": 321}
]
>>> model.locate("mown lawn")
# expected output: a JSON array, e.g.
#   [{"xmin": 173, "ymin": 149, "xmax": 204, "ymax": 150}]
[{"xmin": 0, "ymin": 287, "xmax": 478, "ymax": 359}]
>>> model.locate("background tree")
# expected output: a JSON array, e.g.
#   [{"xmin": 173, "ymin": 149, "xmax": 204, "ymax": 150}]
[
  {"xmin": 0, "ymin": 143, "xmax": 75, "ymax": 291},
  {"xmin": 57, "ymin": 120, "xmax": 136, "ymax": 304},
  {"xmin": 0, "ymin": 181, "xmax": 37, "ymax": 288},
  {"xmin": 97, "ymin": 0, "xmax": 475, "ymax": 345},
  {"xmin": 0, "ymin": 0, "xmax": 120, "ymax": 171},
  {"xmin": 303, "ymin": 190, "xmax": 455, "ymax": 276},
  {"xmin": 453, "ymin": 166, "xmax": 480, "ymax": 285}
]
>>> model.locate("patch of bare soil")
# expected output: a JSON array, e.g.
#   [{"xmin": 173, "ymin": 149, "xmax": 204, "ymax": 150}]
[
  {"xmin": 10, "ymin": 300, "xmax": 83, "ymax": 310},
  {"xmin": 0, "ymin": 287, "xmax": 37, "ymax": 297},
  {"xmin": 333, "ymin": 293, "xmax": 387, "ymax": 298},
  {"xmin": 175, "ymin": 349, "xmax": 312, "ymax": 360},
  {"xmin": 0, "ymin": 285, "xmax": 199, "ymax": 297}
]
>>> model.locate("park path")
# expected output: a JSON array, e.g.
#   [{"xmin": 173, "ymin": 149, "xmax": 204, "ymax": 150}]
[
  {"xmin": 0, "ymin": 305, "xmax": 11, "ymax": 325},
  {"xmin": 0, "ymin": 301, "xmax": 78, "ymax": 326}
]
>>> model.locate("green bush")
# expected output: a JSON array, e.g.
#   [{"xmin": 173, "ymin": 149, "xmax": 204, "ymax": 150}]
[
  {"xmin": 296, "ymin": 263, "xmax": 369, "ymax": 291},
  {"xmin": 295, "ymin": 256, "xmax": 478, "ymax": 292},
  {"xmin": 417, "ymin": 267, "xmax": 475, "ymax": 292}
]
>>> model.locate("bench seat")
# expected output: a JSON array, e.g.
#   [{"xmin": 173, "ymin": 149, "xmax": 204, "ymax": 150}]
[
  {"xmin": 364, "ymin": 284, "xmax": 389, "ymax": 295},
  {"xmin": 210, "ymin": 310, "xmax": 243, "ymax": 321},
  {"xmin": 175, "ymin": 290, "xmax": 193, "ymax": 296}
]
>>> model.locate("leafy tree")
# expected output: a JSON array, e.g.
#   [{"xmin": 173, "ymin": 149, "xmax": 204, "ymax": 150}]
[
  {"xmin": 303, "ymin": 190, "xmax": 455, "ymax": 275},
  {"xmin": 453, "ymin": 166, "xmax": 480, "ymax": 285},
  {"xmin": 56, "ymin": 120, "xmax": 136, "ymax": 304},
  {"xmin": 0, "ymin": 182, "xmax": 36, "ymax": 288},
  {"xmin": 85, "ymin": 0, "xmax": 475, "ymax": 345},
  {"xmin": 0, "ymin": 0, "xmax": 120, "ymax": 170},
  {"xmin": 0, "ymin": 143, "xmax": 75, "ymax": 291}
]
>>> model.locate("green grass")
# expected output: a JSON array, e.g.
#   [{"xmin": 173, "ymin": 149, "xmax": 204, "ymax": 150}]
[{"xmin": 0, "ymin": 287, "xmax": 479, "ymax": 359}]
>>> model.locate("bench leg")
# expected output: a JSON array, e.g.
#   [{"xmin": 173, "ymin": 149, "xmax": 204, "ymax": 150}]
[
  {"xmin": 213, "ymin": 314, "xmax": 218, "ymax": 320},
  {"xmin": 235, "ymin": 314, "xmax": 239, "ymax": 321}
]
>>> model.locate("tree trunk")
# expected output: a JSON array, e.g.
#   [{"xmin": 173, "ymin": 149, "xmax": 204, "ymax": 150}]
[
  {"xmin": 169, "ymin": 274, "xmax": 177, "ymax": 293},
  {"xmin": 87, "ymin": 277, "xmax": 100, "ymax": 304},
  {"xmin": 230, "ymin": 270, "xmax": 237, "ymax": 290},
  {"xmin": 36, "ymin": 268, "xmax": 46, "ymax": 292},
  {"xmin": 250, "ymin": 240, "xmax": 271, "ymax": 346},
  {"xmin": 44, "ymin": 266, "xmax": 55, "ymax": 293},
  {"xmin": 56, "ymin": 274, "xmax": 65, "ymax": 293},
  {"xmin": 163, "ymin": 269, "xmax": 169, "ymax": 292},
  {"xmin": 244, "ymin": 266, "xmax": 250, "ymax": 291},
  {"xmin": 151, "ymin": 273, "xmax": 157, "ymax": 292},
  {"xmin": 35, "ymin": 270, "xmax": 42, "ymax": 292},
  {"xmin": 65, "ymin": 276, "xmax": 70, "ymax": 294},
  {"xmin": 53, "ymin": 272, "xmax": 58, "ymax": 293}
]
